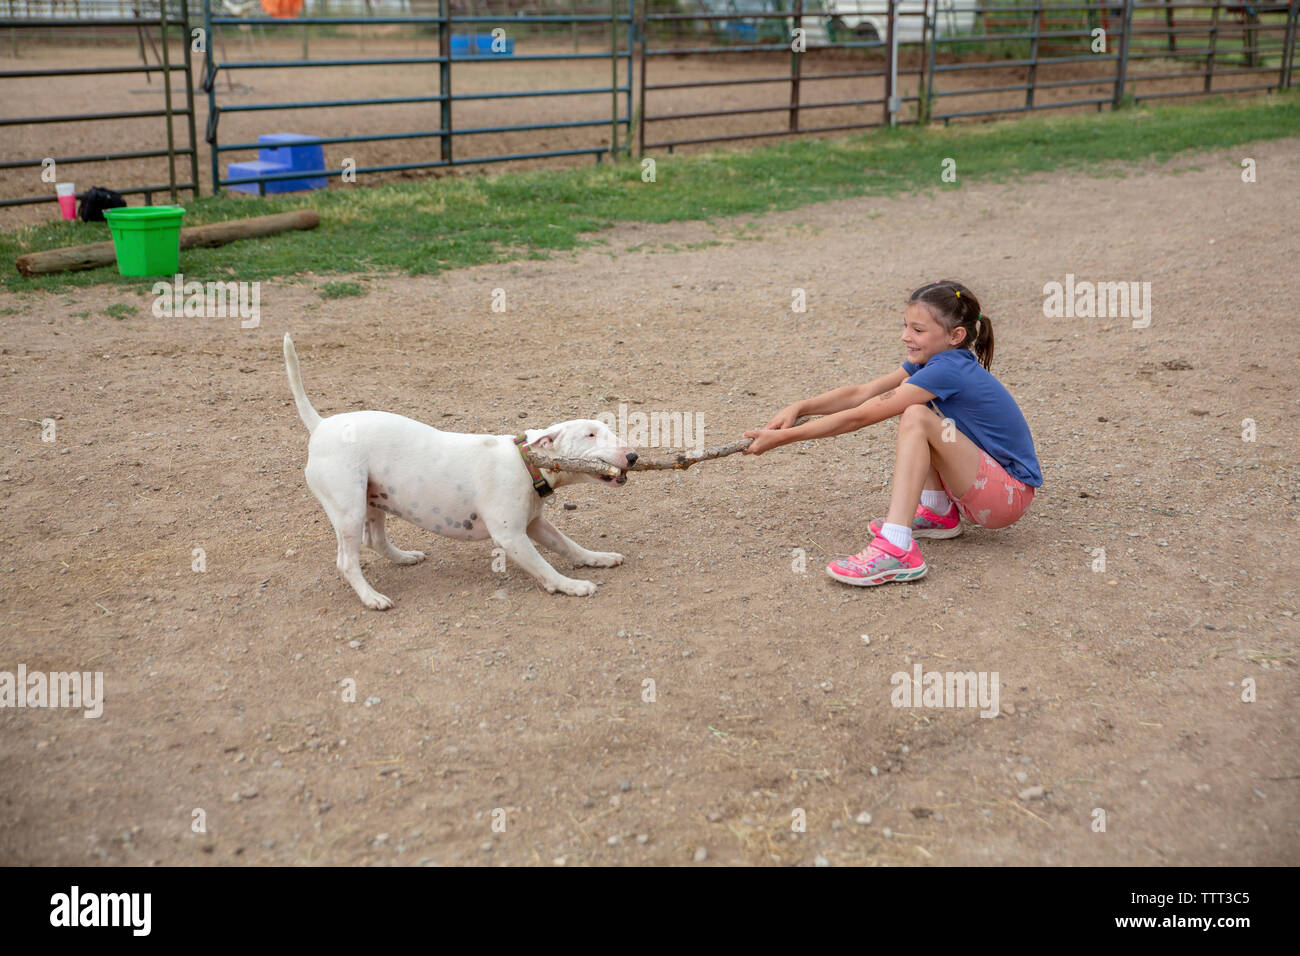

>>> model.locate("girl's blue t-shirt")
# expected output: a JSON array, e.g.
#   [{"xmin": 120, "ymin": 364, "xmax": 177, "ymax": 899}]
[{"xmin": 902, "ymin": 348, "xmax": 1042, "ymax": 487}]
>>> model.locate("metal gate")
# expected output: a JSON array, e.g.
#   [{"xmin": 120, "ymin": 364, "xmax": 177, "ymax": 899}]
[
  {"xmin": 201, "ymin": 1, "xmax": 635, "ymax": 194},
  {"xmin": 0, "ymin": 0, "xmax": 200, "ymax": 209}
]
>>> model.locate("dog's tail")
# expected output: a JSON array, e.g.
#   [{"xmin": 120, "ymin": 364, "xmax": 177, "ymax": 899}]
[{"xmin": 283, "ymin": 333, "xmax": 322, "ymax": 434}]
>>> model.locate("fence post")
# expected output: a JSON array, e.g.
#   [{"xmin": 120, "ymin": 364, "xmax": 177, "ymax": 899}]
[
  {"xmin": 160, "ymin": 0, "xmax": 177, "ymax": 202},
  {"xmin": 1243, "ymin": 4, "xmax": 1258, "ymax": 68},
  {"xmin": 1284, "ymin": 0, "xmax": 1298, "ymax": 88},
  {"xmin": 611, "ymin": 0, "xmax": 619, "ymax": 157},
  {"xmin": 885, "ymin": 0, "xmax": 897, "ymax": 126},
  {"xmin": 181, "ymin": 0, "xmax": 199, "ymax": 196},
  {"xmin": 924, "ymin": 0, "xmax": 937, "ymax": 123},
  {"xmin": 626, "ymin": 0, "xmax": 634, "ymax": 155},
  {"xmin": 439, "ymin": 0, "xmax": 451, "ymax": 165},
  {"xmin": 915, "ymin": 0, "xmax": 928, "ymax": 123},
  {"xmin": 1112, "ymin": 0, "xmax": 1134, "ymax": 108},
  {"xmin": 638, "ymin": 0, "xmax": 647, "ymax": 155},
  {"xmin": 204, "ymin": 0, "xmax": 219, "ymax": 193},
  {"xmin": 1205, "ymin": 0, "xmax": 1219, "ymax": 92},
  {"xmin": 1026, "ymin": 0, "xmax": 1041, "ymax": 110},
  {"xmin": 790, "ymin": 0, "xmax": 803, "ymax": 132}
]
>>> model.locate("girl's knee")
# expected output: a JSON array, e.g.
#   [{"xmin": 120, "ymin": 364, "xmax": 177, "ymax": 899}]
[{"xmin": 899, "ymin": 403, "xmax": 936, "ymax": 430}]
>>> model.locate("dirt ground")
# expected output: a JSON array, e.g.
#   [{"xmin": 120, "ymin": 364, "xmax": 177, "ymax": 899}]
[
  {"xmin": 0, "ymin": 133, "xmax": 1297, "ymax": 867},
  {"xmin": 1, "ymin": 32, "xmax": 1279, "ymax": 226}
]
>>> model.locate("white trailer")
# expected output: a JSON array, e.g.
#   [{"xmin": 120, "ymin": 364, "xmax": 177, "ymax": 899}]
[{"xmin": 822, "ymin": 0, "xmax": 979, "ymax": 44}]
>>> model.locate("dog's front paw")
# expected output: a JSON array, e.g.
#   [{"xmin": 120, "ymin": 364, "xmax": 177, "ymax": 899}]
[
  {"xmin": 580, "ymin": 551, "xmax": 624, "ymax": 568},
  {"xmin": 361, "ymin": 590, "xmax": 394, "ymax": 610},
  {"xmin": 549, "ymin": 577, "xmax": 597, "ymax": 597},
  {"xmin": 392, "ymin": 549, "xmax": 426, "ymax": 565}
]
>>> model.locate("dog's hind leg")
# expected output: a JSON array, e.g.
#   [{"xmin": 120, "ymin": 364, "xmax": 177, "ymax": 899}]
[
  {"xmin": 364, "ymin": 506, "xmax": 427, "ymax": 565},
  {"xmin": 306, "ymin": 462, "xmax": 393, "ymax": 610}
]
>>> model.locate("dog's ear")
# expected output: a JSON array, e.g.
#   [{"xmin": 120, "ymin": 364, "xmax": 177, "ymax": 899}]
[{"xmin": 529, "ymin": 425, "xmax": 564, "ymax": 448}]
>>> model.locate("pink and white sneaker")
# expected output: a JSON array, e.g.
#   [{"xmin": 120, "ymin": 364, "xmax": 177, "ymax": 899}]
[
  {"xmin": 869, "ymin": 502, "xmax": 962, "ymax": 540},
  {"xmin": 826, "ymin": 535, "xmax": 927, "ymax": 586}
]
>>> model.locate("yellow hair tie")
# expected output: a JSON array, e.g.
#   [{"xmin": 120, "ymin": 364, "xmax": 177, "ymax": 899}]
[{"xmin": 954, "ymin": 290, "xmax": 961, "ymax": 299}]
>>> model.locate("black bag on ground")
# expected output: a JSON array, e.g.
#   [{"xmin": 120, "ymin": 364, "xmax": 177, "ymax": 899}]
[{"xmin": 78, "ymin": 187, "xmax": 126, "ymax": 222}]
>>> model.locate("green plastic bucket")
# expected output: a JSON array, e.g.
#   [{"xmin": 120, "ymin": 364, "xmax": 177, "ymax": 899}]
[{"xmin": 103, "ymin": 206, "xmax": 185, "ymax": 277}]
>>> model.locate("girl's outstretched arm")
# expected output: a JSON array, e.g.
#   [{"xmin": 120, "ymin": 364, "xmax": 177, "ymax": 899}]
[
  {"xmin": 744, "ymin": 382, "xmax": 935, "ymax": 455},
  {"xmin": 762, "ymin": 367, "xmax": 908, "ymax": 429}
]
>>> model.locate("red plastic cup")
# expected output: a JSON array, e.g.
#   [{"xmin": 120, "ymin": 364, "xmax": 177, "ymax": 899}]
[{"xmin": 56, "ymin": 183, "xmax": 76, "ymax": 220}]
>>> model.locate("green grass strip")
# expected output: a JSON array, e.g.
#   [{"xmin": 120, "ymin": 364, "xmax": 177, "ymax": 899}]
[{"xmin": 2, "ymin": 90, "xmax": 1297, "ymax": 293}]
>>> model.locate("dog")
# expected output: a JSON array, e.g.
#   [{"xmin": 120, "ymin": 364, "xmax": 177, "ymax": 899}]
[{"xmin": 283, "ymin": 334, "xmax": 637, "ymax": 609}]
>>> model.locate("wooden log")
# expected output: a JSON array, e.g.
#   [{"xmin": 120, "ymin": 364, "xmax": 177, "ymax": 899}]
[
  {"xmin": 15, "ymin": 241, "xmax": 117, "ymax": 277},
  {"xmin": 14, "ymin": 209, "xmax": 321, "ymax": 277},
  {"xmin": 179, "ymin": 209, "xmax": 320, "ymax": 250},
  {"xmin": 530, "ymin": 417, "xmax": 814, "ymax": 475}
]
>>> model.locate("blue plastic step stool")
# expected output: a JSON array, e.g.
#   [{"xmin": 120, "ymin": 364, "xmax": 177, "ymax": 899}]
[
  {"xmin": 227, "ymin": 132, "xmax": 328, "ymax": 194},
  {"xmin": 449, "ymin": 32, "xmax": 515, "ymax": 56}
]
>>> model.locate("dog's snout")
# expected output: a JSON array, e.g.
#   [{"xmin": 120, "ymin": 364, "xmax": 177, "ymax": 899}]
[{"xmin": 625, "ymin": 451, "xmax": 638, "ymax": 466}]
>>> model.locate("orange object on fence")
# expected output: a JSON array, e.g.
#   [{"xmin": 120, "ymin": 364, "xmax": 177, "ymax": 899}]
[{"xmin": 259, "ymin": 0, "xmax": 303, "ymax": 18}]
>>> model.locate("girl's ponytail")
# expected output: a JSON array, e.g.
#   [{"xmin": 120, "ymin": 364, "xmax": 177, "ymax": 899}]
[{"xmin": 972, "ymin": 312, "xmax": 995, "ymax": 371}]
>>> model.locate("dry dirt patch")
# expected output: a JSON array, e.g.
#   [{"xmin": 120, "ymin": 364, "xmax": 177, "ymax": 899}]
[{"xmin": 0, "ymin": 138, "xmax": 1296, "ymax": 866}]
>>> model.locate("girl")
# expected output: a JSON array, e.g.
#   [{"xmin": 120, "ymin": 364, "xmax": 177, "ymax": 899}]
[{"xmin": 743, "ymin": 280, "xmax": 1041, "ymax": 586}]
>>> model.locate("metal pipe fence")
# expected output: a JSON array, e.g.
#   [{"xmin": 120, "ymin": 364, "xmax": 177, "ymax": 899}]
[
  {"xmin": 639, "ymin": 2, "xmax": 931, "ymax": 150},
  {"xmin": 640, "ymin": 1, "xmax": 1296, "ymax": 147},
  {"xmin": 201, "ymin": 1, "xmax": 636, "ymax": 194},
  {"xmin": 1, "ymin": 1, "xmax": 1295, "ymax": 213},
  {"xmin": 0, "ymin": 0, "xmax": 199, "ymax": 208},
  {"xmin": 637, "ymin": 1, "xmax": 935, "ymax": 149},
  {"xmin": 923, "ymin": 1, "xmax": 1294, "ymax": 124},
  {"xmin": 1122, "ymin": 1, "xmax": 1294, "ymax": 102}
]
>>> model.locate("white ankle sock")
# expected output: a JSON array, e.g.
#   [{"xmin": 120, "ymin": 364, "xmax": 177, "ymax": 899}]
[
  {"xmin": 880, "ymin": 522, "xmax": 913, "ymax": 551},
  {"xmin": 920, "ymin": 489, "xmax": 952, "ymax": 513}
]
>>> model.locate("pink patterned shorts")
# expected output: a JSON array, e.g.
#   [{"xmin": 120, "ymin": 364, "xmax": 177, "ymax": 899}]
[{"xmin": 940, "ymin": 450, "xmax": 1035, "ymax": 529}]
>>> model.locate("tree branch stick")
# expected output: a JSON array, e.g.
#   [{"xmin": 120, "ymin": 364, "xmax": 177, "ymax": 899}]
[{"xmin": 530, "ymin": 417, "xmax": 812, "ymax": 475}]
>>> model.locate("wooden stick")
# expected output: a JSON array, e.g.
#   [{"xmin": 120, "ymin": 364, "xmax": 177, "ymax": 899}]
[
  {"xmin": 530, "ymin": 417, "xmax": 813, "ymax": 475},
  {"xmin": 15, "ymin": 210, "xmax": 321, "ymax": 276}
]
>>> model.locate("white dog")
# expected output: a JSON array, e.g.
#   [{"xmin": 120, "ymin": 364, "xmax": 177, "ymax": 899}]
[{"xmin": 284, "ymin": 334, "xmax": 637, "ymax": 609}]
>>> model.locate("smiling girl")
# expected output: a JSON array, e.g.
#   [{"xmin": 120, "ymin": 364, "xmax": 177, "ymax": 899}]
[{"xmin": 743, "ymin": 280, "xmax": 1042, "ymax": 586}]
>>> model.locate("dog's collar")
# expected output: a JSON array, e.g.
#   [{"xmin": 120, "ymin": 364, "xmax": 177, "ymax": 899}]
[{"xmin": 514, "ymin": 434, "xmax": 555, "ymax": 498}]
